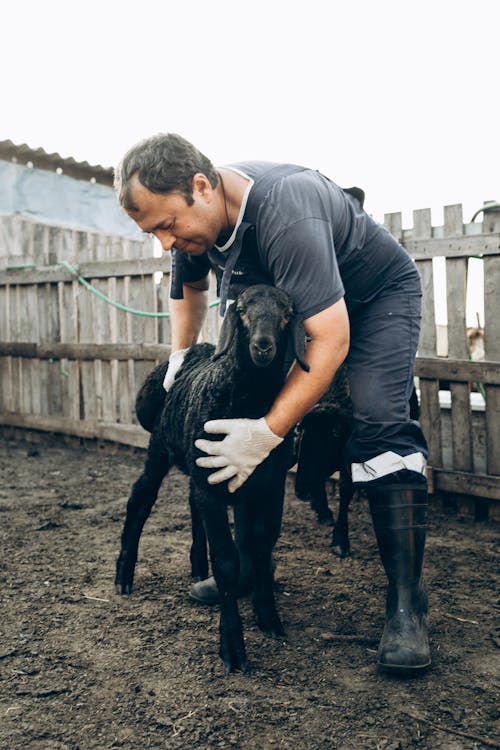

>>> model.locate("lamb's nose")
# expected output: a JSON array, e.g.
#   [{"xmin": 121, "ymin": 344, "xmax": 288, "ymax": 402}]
[{"xmin": 254, "ymin": 337, "xmax": 273, "ymax": 354}]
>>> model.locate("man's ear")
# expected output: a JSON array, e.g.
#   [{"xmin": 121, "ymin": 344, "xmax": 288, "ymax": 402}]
[{"xmin": 192, "ymin": 173, "xmax": 212, "ymax": 199}]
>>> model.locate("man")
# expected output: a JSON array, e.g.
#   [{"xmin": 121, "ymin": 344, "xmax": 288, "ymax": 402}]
[{"xmin": 114, "ymin": 133, "xmax": 430, "ymax": 674}]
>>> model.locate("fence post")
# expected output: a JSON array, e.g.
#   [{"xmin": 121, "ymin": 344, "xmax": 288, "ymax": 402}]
[
  {"xmin": 482, "ymin": 204, "xmax": 500, "ymax": 520},
  {"xmin": 444, "ymin": 205, "xmax": 473, "ymax": 469},
  {"xmin": 412, "ymin": 208, "xmax": 442, "ymax": 475}
]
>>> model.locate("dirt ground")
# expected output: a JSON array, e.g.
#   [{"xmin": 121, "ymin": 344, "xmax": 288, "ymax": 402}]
[{"xmin": 0, "ymin": 432, "xmax": 498, "ymax": 750}]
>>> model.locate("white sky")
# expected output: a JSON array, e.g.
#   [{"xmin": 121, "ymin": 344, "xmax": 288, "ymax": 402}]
[{"xmin": 2, "ymin": 0, "xmax": 498, "ymax": 230}]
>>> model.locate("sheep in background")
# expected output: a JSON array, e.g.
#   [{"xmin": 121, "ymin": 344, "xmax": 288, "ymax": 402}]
[
  {"xmin": 115, "ymin": 285, "xmax": 309, "ymax": 673},
  {"xmin": 294, "ymin": 365, "xmax": 354, "ymax": 557},
  {"xmin": 294, "ymin": 378, "xmax": 420, "ymax": 558}
]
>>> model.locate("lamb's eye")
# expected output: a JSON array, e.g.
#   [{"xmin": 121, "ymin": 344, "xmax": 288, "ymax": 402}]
[{"xmin": 236, "ymin": 307, "xmax": 244, "ymax": 315}]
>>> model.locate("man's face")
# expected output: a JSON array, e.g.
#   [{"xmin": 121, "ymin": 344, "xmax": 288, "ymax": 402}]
[{"xmin": 127, "ymin": 174, "xmax": 220, "ymax": 256}]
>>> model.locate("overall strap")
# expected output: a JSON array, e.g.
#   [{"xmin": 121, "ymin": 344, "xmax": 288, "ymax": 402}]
[
  {"xmin": 217, "ymin": 164, "xmax": 307, "ymax": 315},
  {"xmin": 170, "ymin": 248, "xmax": 185, "ymax": 300}
]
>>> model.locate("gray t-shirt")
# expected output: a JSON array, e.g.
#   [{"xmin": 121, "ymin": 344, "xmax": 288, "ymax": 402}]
[{"xmin": 175, "ymin": 162, "xmax": 415, "ymax": 319}]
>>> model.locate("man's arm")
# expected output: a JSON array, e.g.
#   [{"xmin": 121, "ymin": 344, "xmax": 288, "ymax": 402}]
[
  {"xmin": 265, "ymin": 297, "xmax": 350, "ymax": 437},
  {"xmin": 195, "ymin": 297, "xmax": 350, "ymax": 492},
  {"xmin": 163, "ymin": 276, "xmax": 210, "ymax": 392},
  {"xmin": 169, "ymin": 277, "xmax": 210, "ymax": 351}
]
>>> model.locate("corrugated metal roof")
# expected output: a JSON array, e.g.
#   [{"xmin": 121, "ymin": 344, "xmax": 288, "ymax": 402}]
[{"xmin": 0, "ymin": 139, "xmax": 114, "ymax": 186}]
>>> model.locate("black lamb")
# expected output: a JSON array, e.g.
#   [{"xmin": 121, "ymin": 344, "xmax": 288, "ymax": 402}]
[
  {"xmin": 115, "ymin": 284, "xmax": 309, "ymax": 673},
  {"xmin": 294, "ymin": 375, "xmax": 420, "ymax": 557},
  {"xmin": 294, "ymin": 365, "xmax": 354, "ymax": 557}
]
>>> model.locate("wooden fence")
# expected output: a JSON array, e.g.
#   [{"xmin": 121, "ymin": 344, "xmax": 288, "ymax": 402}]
[
  {"xmin": 384, "ymin": 203, "xmax": 500, "ymax": 517},
  {"xmin": 0, "ymin": 214, "xmax": 220, "ymax": 448},
  {"xmin": 1, "ymin": 204, "xmax": 499, "ymax": 516}
]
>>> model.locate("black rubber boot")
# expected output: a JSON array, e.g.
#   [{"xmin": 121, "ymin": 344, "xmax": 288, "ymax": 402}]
[
  {"xmin": 367, "ymin": 483, "xmax": 431, "ymax": 674},
  {"xmin": 189, "ymin": 576, "xmax": 222, "ymax": 605},
  {"xmin": 189, "ymin": 575, "xmax": 254, "ymax": 605},
  {"xmin": 189, "ymin": 555, "xmax": 254, "ymax": 605}
]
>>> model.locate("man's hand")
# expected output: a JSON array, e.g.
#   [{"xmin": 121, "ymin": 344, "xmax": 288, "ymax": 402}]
[
  {"xmin": 195, "ymin": 417, "xmax": 283, "ymax": 493},
  {"xmin": 163, "ymin": 348, "xmax": 189, "ymax": 392}
]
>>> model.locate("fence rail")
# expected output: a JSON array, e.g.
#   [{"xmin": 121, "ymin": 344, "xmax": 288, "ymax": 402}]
[
  {"xmin": 0, "ymin": 342, "xmax": 171, "ymax": 360},
  {"xmin": 1, "ymin": 205, "xmax": 499, "ymax": 517}
]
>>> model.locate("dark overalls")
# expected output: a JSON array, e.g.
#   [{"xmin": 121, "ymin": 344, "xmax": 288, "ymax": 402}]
[{"xmin": 171, "ymin": 164, "xmax": 428, "ymax": 487}]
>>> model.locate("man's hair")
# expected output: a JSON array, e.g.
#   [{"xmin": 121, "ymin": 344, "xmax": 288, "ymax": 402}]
[{"xmin": 114, "ymin": 133, "xmax": 219, "ymax": 210}]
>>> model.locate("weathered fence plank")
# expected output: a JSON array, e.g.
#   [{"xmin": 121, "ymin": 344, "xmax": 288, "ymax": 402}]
[
  {"xmin": 59, "ymin": 279, "xmax": 80, "ymax": 420},
  {"xmin": 412, "ymin": 208, "xmax": 442, "ymax": 469},
  {"xmin": 403, "ymin": 233, "xmax": 500, "ymax": 260},
  {"xmin": 414, "ymin": 358, "xmax": 500, "ymax": 384},
  {"xmin": 78, "ymin": 261, "xmax": 98, "ymax": 420},
  {"xmin": 0, "ymin": 283, "xmax": 13, "ymax": 412},
  {"xmin": 49, "ymin": 280, "xmax": 64, "ymax": 417},
  {"xmin": 201, "ymin": 272, "xmax": 222, "ymax": 344},
  {"xmin": 0, "ymin": 342, "xmax": 171, "ymax": 360},
  {"xmin": 483, "ymin": 208, "xmax": 500, "ymax": 478},
  {"xmin": 11, "ymin": 285, "xmax": 21, "ymax": 415},
  {"xmin": 0, "ymin": 258, "xmax": 170, "ymax": 287},
  {"xmin": 0, "ymin": 412, "xmax": 149, "ymax": 448},
  {"xmin": 94, "ymin": 235, "xmax": 114, "ymax": 423},
  {"xmin": 129, "ymin": 271, "xmax": 157, "ymax": 422},
  {"xmin": 156, "ymin": 273, "xmax": 171, "ymax": 345},
  {"xmin": 433, "ymin": 468, "xmax": 500, "ymax": 501},
  {"xmin": 107, "ymin": 276, "xmax": 120, "ymax": 422},
  {"xmin": 383, "ymin": 212, "xmax": 403, "ymax": 243},
  {"xmin": 444, "ymin": 205, "xmax": 473, "ymax": 474},
  {"xmin": 25, "ymin": 283, "xmax": 40, "ymax": 416}
]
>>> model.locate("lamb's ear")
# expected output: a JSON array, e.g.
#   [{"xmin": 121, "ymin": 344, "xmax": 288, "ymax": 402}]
[
  {"xmin": 290, "ymin": 313, "xmax": 310, "ymax": 372},
  {"xmin": 212, "ymin": 303, "xmax": 239, "ymax": 361}
]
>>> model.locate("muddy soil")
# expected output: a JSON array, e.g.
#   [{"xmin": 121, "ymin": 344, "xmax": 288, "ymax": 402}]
[{"xmin": 0, "ymin": 433, "xmax": 498, "ymax": 750}]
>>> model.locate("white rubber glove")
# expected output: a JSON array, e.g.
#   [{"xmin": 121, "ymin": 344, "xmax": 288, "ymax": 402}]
[
  {"xmin": 195, "ymin": 417, "xmax": 284, "ymax": 493},
  {"xmin": 163, "ymin": 348, "xmax": 189, "ymax": 392}
]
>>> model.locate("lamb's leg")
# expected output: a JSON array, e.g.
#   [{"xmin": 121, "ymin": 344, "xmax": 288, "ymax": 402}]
[
  {"xmin": 332, "ymin": 468, "xmax": 353, "ymax": 558},
  {"xmin": 310, "ymin": 478, "xmax": 335, "ymax": 525},
  {"xmin": 233, "ymin": 503, "xmax": 255, "ymax": 594},
  {"xmin": 295, "ymin": 440, "xmax": 334, "ymax": 525},
  {"xmin": 198, "ymin": 492, "xmax": 246, "ymax": 673},
  {"xmin": 188, "ymin": 504, "xmax": 254, "ymax": 604},
  {"xmin": 249, "ymin": 477, "xmax": 286, "ymax": 637},
  {"xmin": 115, "ymin": 438, "xmax": 171, "ymax": 595},
  {"xmin": 189, "ymin": 478, "xmax": 208, "ymax": 581}
]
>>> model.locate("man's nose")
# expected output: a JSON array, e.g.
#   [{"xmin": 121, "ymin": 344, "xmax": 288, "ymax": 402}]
[{"xmin": 156, "ymin": 231, "xmax": 176, "ymax": 252}]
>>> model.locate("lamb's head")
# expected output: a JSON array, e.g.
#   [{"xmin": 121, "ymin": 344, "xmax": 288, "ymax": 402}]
[{"xmin": 213, "ymin": 285, "xmax": 310, "ymax": 372}]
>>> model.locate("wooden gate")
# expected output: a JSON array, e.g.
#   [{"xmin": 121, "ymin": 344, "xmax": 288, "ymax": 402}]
[{"xmin": 384, "ymin": 203, "xmax": 500, "ymax": 516}]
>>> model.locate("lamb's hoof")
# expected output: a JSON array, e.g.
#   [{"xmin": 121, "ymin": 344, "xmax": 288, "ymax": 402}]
[
  {"xmin": 115, "ymin": 581, "xmax": 133, "ymax": 595},
  {"xmin": 263, "ymin": 623, "xmax": 286, "ymax": 640},
  {"xmin": 317, "ymin": 514, "xmax": 335, "ymax": 526},
  {"xmin": 331, "ymin": 543, "xmax": 350, "ymax": 558},
  {"xmin": 256, "ymin": 610, "xmax": 286, "ymax": 638},
  {"xmin": 115, "ymin": 584, "xmax": 133, "ymax": 596},
  {"xmin": 220, "ymin": 635, "xmax": 247, "ymax": 674},
  {"xmin": 223, "ymin": 658, "xmax": 248, "ymax": 675},
  {"xmin": 311, "ymin": 502, "xmax": 334, "ymax": 525}
]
